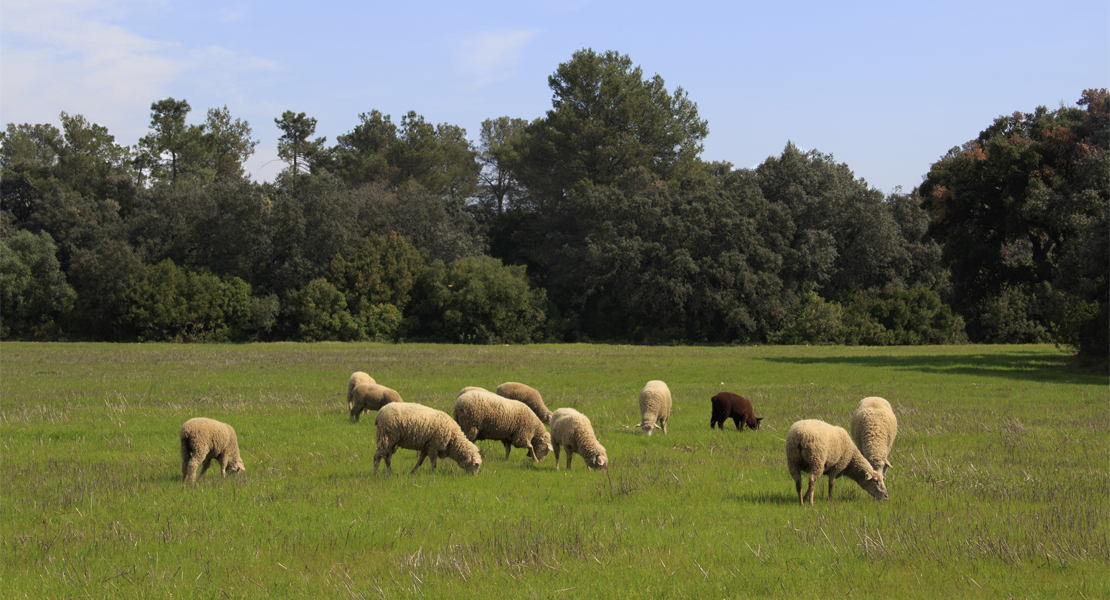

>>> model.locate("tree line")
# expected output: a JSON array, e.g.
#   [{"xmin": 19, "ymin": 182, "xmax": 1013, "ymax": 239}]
[{"xmin": 2, "ymin": 49, "xmax": 1106, "ymax": 356}]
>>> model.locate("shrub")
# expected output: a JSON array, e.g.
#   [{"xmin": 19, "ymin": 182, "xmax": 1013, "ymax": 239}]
[
  {"xmin": 0, "ymin": 230, "xmax": 76, "ymax": 339},
  {"xmin": 409, "ymin": 256, "xmax": 547, "ymax": 343},
  {"xmin": 125, "ymin": 259, "xmax": 252, "ymax": 342}
]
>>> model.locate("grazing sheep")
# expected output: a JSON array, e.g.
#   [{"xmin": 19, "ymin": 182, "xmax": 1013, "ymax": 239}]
[
  {"xmin": 373, "ymin": 403, "xmax": 482, "ymax": 475},
  {"xmin": 496, "ymin": 382, "xmax": 554, "ymax": 424},
  {"xmin": 850, "ymin": 396, "xmax": 898, "ymax": 475},
  {"xmin": 347, "ymin": 372, "xmax": 375, "ymax": 410},
  {"xmin": 638, "ymin": 380, "xmax": 672, "ymax": 435},
  {"xmin": 785, "ymin": 419, "xmax": 888, "ymax": 506},
  {"xmin": 550, "ymin": 408, "xmax": 607, "ymax": 470},
  {"xmin": 349, "ymin": 383, "xmax": 403, "ymax": 422},
  {"xmin": 453, "ymin": 389, "xmax": 553, "ymax": 462},
  {"xmin": 710, "ymin": 392, "xmax": 762, "ymax": 431},
  {"xmin": 179, "ymin": 417, "xmax": 245, "ymax": 484}
]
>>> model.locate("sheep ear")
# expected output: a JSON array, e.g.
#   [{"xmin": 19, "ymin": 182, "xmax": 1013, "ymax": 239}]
[{"xmin": 884, "ymin": 459, "xmax": 893, "ymax": 471}]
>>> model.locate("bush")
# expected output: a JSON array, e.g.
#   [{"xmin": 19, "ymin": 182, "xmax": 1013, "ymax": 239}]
[
  {"xmin": 771, "ymin": 284, "xmax": 967, "ymax": 346},
  {"xmin": 0, "ymin": 230, "xmax": 76, "ymax": 339},
  {"xmin": 125, "ymin": 259, "xmax": 253, "ymax": 342},
  {"xmin": 843, "ymin": 285, "xmax": 968, "ymax": 345},
  {"xmin": 285, "ymin": 278, "xmax": 363, "ymax": 342},
  {"xmin": 409, "ymin": 256, "xmax": 547, "ymax": 343}
]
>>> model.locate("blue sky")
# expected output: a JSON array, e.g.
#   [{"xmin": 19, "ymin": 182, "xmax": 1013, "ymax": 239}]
[{"xmin": 2, "ymin": 0, "xmax": 1107, "ymax": 193}]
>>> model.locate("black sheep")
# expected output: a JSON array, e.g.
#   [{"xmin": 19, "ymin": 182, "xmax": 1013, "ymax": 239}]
[{"xmin": 710, "ymin": 392, "xmax": 762, "ymax": 431}]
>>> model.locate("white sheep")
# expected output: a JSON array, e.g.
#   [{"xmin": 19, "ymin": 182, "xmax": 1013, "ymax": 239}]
[
  {"xmin": 453, "ymin": 389, "xmax": 553, "ymax": 463},
  {"xmin": 850, "ymin": 396, "xmax": 898, "ymax": 475},
  {"xmin": 347, "ymin": 372, "xmax": 375, "ymax": 410},
  {"xmin": 349, "ymin": 383, "xmax": 403, "ymax": 422},
  {"xmin": 179, "ymin": 417, "xmax": 245, "ymax": 484},
  {"xmin": 495, "ymin": 382, "xmax": 554, "ymax": 424},
  {"xmin": 550, "ymin": 408, "xmax": 607, "ymax": 470},
  {"xmin": 785, "ymin": 419, "xmax": 888, "ymax": 506},
  {"xmin": 638, "ymin": 380, "xmax": 672, "ymax": 435},
  {"xmin": 373, "ymin": 403, "xmax": 482, "ymax": 475}
]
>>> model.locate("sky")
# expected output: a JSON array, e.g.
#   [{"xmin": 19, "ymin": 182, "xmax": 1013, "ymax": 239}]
[{"xmin": 2, "ymin": 0, "xmax": 1107, "ymax": 193}]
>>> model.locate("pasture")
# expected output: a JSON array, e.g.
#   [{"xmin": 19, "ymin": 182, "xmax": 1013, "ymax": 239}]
[{"xmin": 1, "ymin": 342, "xmax": 1106, "ymax": 598}]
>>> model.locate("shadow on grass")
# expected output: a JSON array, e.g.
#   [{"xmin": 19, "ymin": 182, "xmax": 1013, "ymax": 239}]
[
  {"xmin": 762, "ymin": 350, "xmax": 1103, "ymax": 385},
  {"xmin": 733, "ymin": 490, "xmax": 798, "ymax": 505}
]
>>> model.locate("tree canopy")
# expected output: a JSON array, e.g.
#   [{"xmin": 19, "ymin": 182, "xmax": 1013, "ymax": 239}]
[{"xmin": 1, "ymin": 50, "xmax": 1103, "ymax": 354}]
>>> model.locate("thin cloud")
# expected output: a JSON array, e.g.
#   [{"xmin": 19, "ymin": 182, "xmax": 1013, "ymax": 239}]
[
  {"xmin": 217, "ymin": 6, "xmax": 249, "ymax": 23},
  {"xmin": 0, "ymin": 0, "xmax": 277, "ymax": 140},
  {"xmin": 458, "ymin": 29, "xmax": 541, "ymax": 87}
]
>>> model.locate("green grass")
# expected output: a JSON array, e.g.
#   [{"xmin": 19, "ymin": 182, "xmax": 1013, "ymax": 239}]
[{"xmin": 1, "ymin": 342, "xmax": 1106, "ymax": 598}]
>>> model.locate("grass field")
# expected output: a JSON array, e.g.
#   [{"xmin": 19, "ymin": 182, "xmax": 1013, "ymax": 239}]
[{"xmin": 1, "ymin": 342, "xmax": 1107, "ymax": 598}]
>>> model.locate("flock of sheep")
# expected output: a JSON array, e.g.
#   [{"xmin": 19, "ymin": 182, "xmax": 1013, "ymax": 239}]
[{"xmin": 178, "ymin": 373, "xmax": 898, "ymax": 506}]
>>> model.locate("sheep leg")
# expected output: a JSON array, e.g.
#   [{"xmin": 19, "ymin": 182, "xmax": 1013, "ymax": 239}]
[
  {"xmin": 218, "ymin": 454, "xmax": 229, "ymax": 477},
  {"xmin": 180, "ymin": 442, "xmax": 192, "ymax": 481},
  {"xmin": 373, "ymin": 443, "xmax": 395, "ymax": 474},
  {"xmin": 805, "ymin": 473, "xmax": 818, "ymax": 505},
  {"xmin": 501, "ymin": 441, "xmax": 513, "ymax": 460},
  {"xmin": 408, "ymin": 448, "xmax": 424, "ymax": 472},
  {"xmin": 827, "ymin": 476, "xmax": 835, "ymax": 501},
  {"xmin": 660, "ymin": 418, "xmax": 668, "ymax": 434},
  {"xmin": 527, "ymin": 443, "xmax": 540, "ymax": 463},
  {"xmin": 198, "ymin": 455, "xmax": 213, "ymax": 477},
  {"xmin": 185, "ymin": 458, "xmax": 202, "ymax": 484},
  {"xmin": 553, "ymin": 444, "xmax": 562, "ymax": 470},
  {"xmin": 565, "ymin": 451, "xmax": 573, "ymax": 470},
  {"xmin": 732, "ymin": 416, "xmax": 742, "ymax": 431}
]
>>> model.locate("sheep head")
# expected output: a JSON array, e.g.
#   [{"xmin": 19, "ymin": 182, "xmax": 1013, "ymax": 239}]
[
  {"xmin": 529, "ymin": 437, "xmax": 553, "ymax": 462},
  {"xmin": 462, "ymin": 455, "xmax": 482, "ymax": 475},
  {"xmin": 862, "ymin": 471, "xmax": 888, "ymax": 500}
]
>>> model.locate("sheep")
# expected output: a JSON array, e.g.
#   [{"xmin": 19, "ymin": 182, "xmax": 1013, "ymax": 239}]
[
  {"xmin": 710, "ymin": 392, "xmax": 762, "ymax": 431},
  {"xmin": 785, "ymin": 419, "xmax": 888, "ymax": 506},
  {"xmin": 457, "ymin": 386, "xmax": 488, "ymax": 397},
  {"xmin": 495, "ymin": 382, "xmax": 554, "ymax": 424},
  {"xmin": 453, "ymin": 389, "xmax": 553, "ymax": 463},
  {"xmin": 179, "ymin": 417, "xmax": 245, "ymax": 484},
  {"xmin": 550, "ymin": 408, "xmax": 607, "ymax": 470},
  {"xmin": 637, "ymin": 380, "xmax": 672, "ymax": 435},
  {"xmin": 850, "ymin": 396, "xmax": 898, "ymax": 475},
  {"xmin": 373, "ymin": 403, "xmax": 482, "ymax": 475},
  {"xmin": 347, "ymin": 371, "xmax": 375, "ymax": 410},
  {"xmin": 349, "ymin": 383, "xmax": 403, "ymax": 422}
]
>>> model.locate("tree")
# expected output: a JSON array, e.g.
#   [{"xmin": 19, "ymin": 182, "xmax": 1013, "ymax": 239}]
[
  {"xmin": 755, "ymin": 143, "xmax": 924, "ymax": 301},
  {"xmin": 508, "ymin": 48, "xmax": 709, "ymax": 211},
  {"xmin": 203, "ymin": 106, "xmax": 257, "ymax": 181},
  {"xmin": 333, "ymin": 110, "xmax": 399, "ymax": 188},
  {"xmin": 275, "ymin": 111, "xmax": 326, "ymax": 178},
  {"xmin": 352, "ymin": 181, "xmax": 486, "ymax": 263},
  {"xmin": 137, "ymin": 98, "xmax": 206, "ymax": 185},
  {"xmin": 2, "ymin": 115, "xmax": 135, "ymax": 220},
  {"xmin": 326, "ymin": 232, "xmax": 427, "ymax": 315},
  {"xmin": 920, "ymin": 89, "xmax": 1109, "ymax": 351},
  {"xmin": 0, "ymin": 123, "xmax": 63, "ymax": 222},
  {"xmin": 476, "ymin": 117, "xmax": 528, "ymax": 214},
  {"xmin": 333, "ymin": 110, "xmax": 480, "ymax": 205}
]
